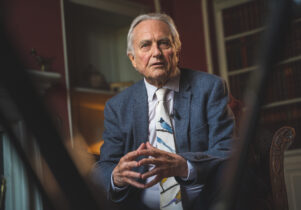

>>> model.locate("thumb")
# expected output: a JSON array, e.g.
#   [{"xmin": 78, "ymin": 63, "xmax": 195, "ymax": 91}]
[
  {"xmin": 137, "ymin": 142, "xmax": 146, "ymax": 151},
  {"xmin": 146, "ymin": 141, "xmax": 154, "ymax": 149}
]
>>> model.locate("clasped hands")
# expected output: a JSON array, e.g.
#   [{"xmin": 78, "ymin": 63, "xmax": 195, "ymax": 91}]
[{"xmin": 112, "ymin": 142, "xmax": 188, "ymax": 189}]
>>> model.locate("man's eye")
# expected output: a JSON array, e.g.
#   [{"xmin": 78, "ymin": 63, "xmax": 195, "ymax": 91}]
[
  {"xmin": 159, "ymin": 41, "xmax": 171, "ymax": 49},
  {"xmin": 141, "ymin": 43, "xmax": 150, "ymax": 48}
]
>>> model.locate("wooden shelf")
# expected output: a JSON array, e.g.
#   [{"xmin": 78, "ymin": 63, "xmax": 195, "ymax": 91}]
[
  {"xmin": 225, "ymin": 27, "xmax": 264, "ymax": 41},
  {"xmin": 262, "ymin": 97, "xmax": 301, "ymax": 109},
  {"xmin": 27, "ymin": 69, "xmax": 62, "ymax": 93},
  {"xmin": 224, "ymin": 18, "xmax": 301, "ymax": 41},
  {"xmin": 73, "ymin": 86, "xmax": 116, "ymax": 95},
  {"xmin": 228, "ymin": 54, "xmax": 301, "ymax": 76},
  {"xmin": 278, "ymin": 55, "xmax": 301, "ymax": 66},
  {"xmin": 228, "ymin": 66, "xmax": 257, "ymax": 76}
]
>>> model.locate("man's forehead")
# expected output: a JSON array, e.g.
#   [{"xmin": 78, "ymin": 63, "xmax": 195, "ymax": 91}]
[{"xmin": 132, "ymin": 19, "xmax": 172, "ymax": 40}]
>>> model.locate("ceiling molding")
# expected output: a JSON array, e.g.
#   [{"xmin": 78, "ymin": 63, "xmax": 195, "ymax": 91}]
[{"xmin": 69, "ymin": 0, "xmax": 150, "ymax": 17}]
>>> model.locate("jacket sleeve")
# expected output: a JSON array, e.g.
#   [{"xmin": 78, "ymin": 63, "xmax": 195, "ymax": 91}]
[
  {"xmin": 92, "ymin": 100, "xmax": 133, "ymax": 203},
  {"xmin": 176, "ymin": 78, "xmax": 235, "ymax": 186}
]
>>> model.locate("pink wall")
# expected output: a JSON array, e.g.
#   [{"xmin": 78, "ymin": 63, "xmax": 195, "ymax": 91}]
[
  {"xmin": 3, "ymin": 0, "xmax": 70, "ymax": 139},
  {"xmin": 170, "ymin": 1, "xmax": 207, "ymax": 71}
]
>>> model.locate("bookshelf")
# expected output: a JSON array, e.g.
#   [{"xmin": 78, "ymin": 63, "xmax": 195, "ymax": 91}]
[
  {"xmin": 214, "ymin": 0, "xmax": 301, "ymax": 148},
  {"xmin": 63, "ymin": 0, "xmax": 149, "ymax": 148}
]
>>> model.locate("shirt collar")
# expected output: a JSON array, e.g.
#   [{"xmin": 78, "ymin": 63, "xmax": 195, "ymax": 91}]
[{"xmin": 144, "ymin": 68, "xmax": 180, "ymax": 102}]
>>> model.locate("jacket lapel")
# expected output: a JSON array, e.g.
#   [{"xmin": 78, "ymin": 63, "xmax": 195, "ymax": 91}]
[
  {"xmin": 174, "ymin": 74, "xmax": 191, "ymax": 153},
  {"xmin": 133, "ymin": 81, "xmax": 149, "ymax": 175},
  {"xmin": 133, "ymin": 80, "xmax": 149, "ymax": 147}
]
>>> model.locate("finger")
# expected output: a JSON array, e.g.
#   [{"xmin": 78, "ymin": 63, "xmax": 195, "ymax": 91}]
[
  {"xmin": 137, "ymin": 142, "xmax": 146, "ymax": 151},
  {"xmin": 144, "ymin": 175, "xmax": 161, "ymax": 188},
  {"xmin": 122, "ymin": 170, "xmax": 141, "ymax": 179},
  {"xmin": 141, "ymin": 167, "xmax": 160, "ymax": 180},
  {"xmin": 138, "ymin": 158, "xmax": 161, "ymax": 167},
  {"xmin": 138, "ymin": 149, "xmax": 161, "ymax": 158},
  {"xmin": 123, "ymin": 150, "xmax": 141, "ymax": 161},
  {"xmin": 146, "ymin": 142, "xmax": 166, "ymax": 154},
  {"xmin": 122, "ymin": 160, "xmax": 139, "ymax": 170},
  {"xmin": 123, "ymin": 177, "xmax": 145, "ymax": 189},
  {"xmin": 146, "ymin": 141, "xmax": 154, "ymax": 149}
]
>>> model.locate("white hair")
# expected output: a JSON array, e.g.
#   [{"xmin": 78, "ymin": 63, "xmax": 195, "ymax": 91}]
[{"xmin": 126, "ymin": 13, "xmax": 181, "ymax": 56}]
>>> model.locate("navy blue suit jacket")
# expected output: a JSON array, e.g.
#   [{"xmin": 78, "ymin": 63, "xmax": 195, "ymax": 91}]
[{"xmin": 94, "ymin": 69, "xmax": 234, "ymax": 209}]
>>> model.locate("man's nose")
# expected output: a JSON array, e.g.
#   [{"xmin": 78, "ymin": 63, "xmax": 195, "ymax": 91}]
[{"xmin": 152, "ymin": 44, "xmax": 162, "ymax": 57}]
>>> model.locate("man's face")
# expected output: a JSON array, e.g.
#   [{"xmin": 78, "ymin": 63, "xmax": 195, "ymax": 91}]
[{"xmin": 128, "ymin": 20, "xmax": 178, "ymax": 87}]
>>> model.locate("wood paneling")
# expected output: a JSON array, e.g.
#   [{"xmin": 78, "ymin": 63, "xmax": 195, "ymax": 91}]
[{"xmin": 71, "ymin": 89, "xmax": 114, "ymax": 153}]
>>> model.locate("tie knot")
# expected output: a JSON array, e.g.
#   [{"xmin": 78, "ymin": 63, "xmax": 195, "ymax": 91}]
[{"xmin": 156, "ymin": 88, "xmax": 168, "ymax": 101}]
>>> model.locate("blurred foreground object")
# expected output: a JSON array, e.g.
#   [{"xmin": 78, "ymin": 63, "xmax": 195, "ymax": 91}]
[{"xmin": 0, "ymin": 13, "xmax": 111, "ymax": 210}]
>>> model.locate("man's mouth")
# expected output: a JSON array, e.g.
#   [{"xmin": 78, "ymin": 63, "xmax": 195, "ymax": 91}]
[{"xmin": 151, "ymin": 62, "xmax": 165, "ymax": 67}]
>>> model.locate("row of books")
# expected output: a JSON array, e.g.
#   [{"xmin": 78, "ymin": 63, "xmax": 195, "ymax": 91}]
[
  {"xmin": 226, "ymin": 22, "xmax": 301, "ymax": 72},
  {"xmin": 229, "ymin": 59, "xmax": 301, "ymax": 104},
  {"xmin": 226, "ymin": 33, "xmax": 260, "ymax": 71},
  {"xmin": 280, "ymin": 20, "xmax": 301, "ymax": 61},
  {"xmin": 229, "ymin": 71, "xmax": 250, "ymax": 101},
  {"xmin": 265, "ymin": 61, "xmax": 301, "ymax": 103},
  {"xmin": 260, "ymin": 104, "xmax": 301, "ymax": 124},
  {"xmin": 222, "ymin": 0, "xmax": 267, "ymax": 37}
]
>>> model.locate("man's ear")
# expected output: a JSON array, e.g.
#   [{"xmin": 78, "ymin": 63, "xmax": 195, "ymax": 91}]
[{"xmin": 128, "ymin": 53, "xmax": 136, "ymax": 68}]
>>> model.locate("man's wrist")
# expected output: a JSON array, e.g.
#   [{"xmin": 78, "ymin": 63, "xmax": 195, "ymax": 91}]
[
  {"xmin": 181, "ymin": 160, "xmax": 188, "ymax": 178},
  {"xmin": 178, "ymin": 155, "xmax": 188, "ymax": 177},
  {"xmin": 180, "ymin": 160, "xmax": 196, "ymax": 181},
  {"xmin": 111, "ymin": 173, "xmax": 128, "ymax": 192}
]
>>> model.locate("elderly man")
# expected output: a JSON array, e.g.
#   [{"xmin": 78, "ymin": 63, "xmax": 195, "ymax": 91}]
[{"xmin": 94, "ymin": 13, "xmax": 234, "ymax": 210}]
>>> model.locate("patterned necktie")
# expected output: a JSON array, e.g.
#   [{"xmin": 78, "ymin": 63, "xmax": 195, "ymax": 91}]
[{"xmin": 155, "ymin": 88, "xmax": 183, "ymax": 210}]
